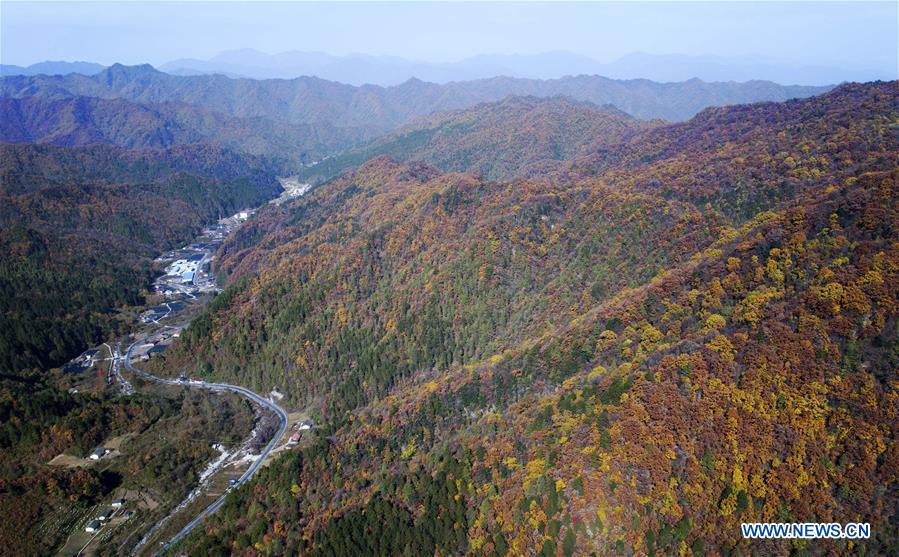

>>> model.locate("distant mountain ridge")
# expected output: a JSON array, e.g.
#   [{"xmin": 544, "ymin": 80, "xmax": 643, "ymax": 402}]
[
  {"xmin": 159, "ymin": 49, "xmax": 889, "ymax": 86},
  {"xmin": 0, "ymin": 95, "xmax": 367, "ymax": 165},
  {"xmin": 0, "ymin": 61, "xmax": 105, "ymax": 77},
  {"xmin": 7, "ymin": 52, "xmax": 890, "ymax": 86},
  {"xmin": 0, "ymin": 63, "xmax": 832, "ymax": 128}
]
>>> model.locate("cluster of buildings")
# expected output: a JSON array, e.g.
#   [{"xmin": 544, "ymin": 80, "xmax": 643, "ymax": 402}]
[
  {"xmin": 131, "ymin": 328, "xmax": 181, "ymax": 362},
  {"xmin": 152, "ymin": 210, "xmax": 254, "ymax": 298},
  {"xmin": 162, "ymin": 253, "xmax": 205, "ymax": 286},
  {"xmin": 89, "ymin": 447, "xmax": 110, "ymax": 460},
  {"xmin": 63, "ymin": 349, "xmax": 100, "ymax": 373},
  {"xmin": 286, "ymin": 420, "xmax": 315, "ymax": 445},
  {"xmin": 84, "ymin": 499, "xmax": 129, "ymax": 533}
]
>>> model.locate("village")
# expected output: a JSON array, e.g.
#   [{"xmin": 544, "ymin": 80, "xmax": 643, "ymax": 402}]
[
  {"xmin": 148, "ymin": 209, "xmax": 253, "ymax": 304},
  {"xmin": 61, "ymin": 210, "xmax": 257, "ymax": 386},
  {"xmin": 50, "ymin": 206, "xmax": 316, "ymax": 555}
]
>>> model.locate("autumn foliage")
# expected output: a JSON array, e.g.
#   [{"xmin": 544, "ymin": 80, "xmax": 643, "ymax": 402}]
[{"xmin": 172, "ymin": 82, "xmax": 898, "ymax": 555}]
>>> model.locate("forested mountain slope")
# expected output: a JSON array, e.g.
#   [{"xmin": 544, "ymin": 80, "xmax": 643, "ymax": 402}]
[
  {"xmin": 561, "ymin": 81, "xmax": 898, "ymax": 221},
  {"xmin": 0, "ymin": 96, "xmax": 364, "ymax": 165},
  {"xmin": 297, "ymin": 96, "xmax": 661, "ymax": 183},
  {"xmin": 190, "ymin": 168, "xmax": 897, "ymax": 556},
  {"xmin": 0, "ymin": 142, "xmax": 281, "ymax": 374},
  {"xmin": 158, "ymin": 81, "xmax": 898, "ymax": 555},
  {"xmin": 164, "ymin": 156, "xmax": 718, "ymax": 416},
  {"xmin": 0, "ymin": 64, "xmax": 829, "ymax": 131}
]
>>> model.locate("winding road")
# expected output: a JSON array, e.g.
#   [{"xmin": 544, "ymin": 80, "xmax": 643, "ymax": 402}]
[{"xmin": 123, "ymin": 341, "xmax": 288, "ymax": 554}]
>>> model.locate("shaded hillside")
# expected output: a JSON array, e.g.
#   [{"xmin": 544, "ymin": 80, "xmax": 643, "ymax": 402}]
[
  {"xmin": 0, "ymin": 64, "xmax": 830, "ymax": 131},
  {"xmin": 0, "ymin": 142, "xmax": 281, "ymax": 374},
  {"xmin": 298, "ymin": 96, "xmax": 661, "ymax": 182},
  {"xmin": 0, "ymin": 96, "xmax": 364, "ymax": 165},
  {"xmin": 153, "ymin": 82, "xmax": 899, "ymax": 555}
]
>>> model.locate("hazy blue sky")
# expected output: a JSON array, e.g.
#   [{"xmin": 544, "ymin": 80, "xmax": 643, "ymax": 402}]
[{"xmin": 2, "ymin": 1, "xmax": 896, "ymax": 69}]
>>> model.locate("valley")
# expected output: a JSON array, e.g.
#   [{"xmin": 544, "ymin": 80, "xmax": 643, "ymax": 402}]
[
  {"xmin": 45, "ymin": 200, "xmax": 318, "ymax": 556},
  {"xmin": 0, "ymin": 18, "xmax": 895, "ymax": 554}
]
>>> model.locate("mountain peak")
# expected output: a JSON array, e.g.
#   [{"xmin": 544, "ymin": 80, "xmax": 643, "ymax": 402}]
[
  {"xmin": 396, "ymin": 76, "xmax": 429, "ymax": 88},
  {"xmin": 102, "ymin": 63, "xmax": 160, "ymax": 77},
  {"xmin": 95, "ymin": 63, "xmax": 162, "ymax": 88}
]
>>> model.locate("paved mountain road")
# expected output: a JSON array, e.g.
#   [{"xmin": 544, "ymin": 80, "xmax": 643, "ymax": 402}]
[{"xmin": 124, "ymin": 341, "xmax": 288, "ymax": 554}]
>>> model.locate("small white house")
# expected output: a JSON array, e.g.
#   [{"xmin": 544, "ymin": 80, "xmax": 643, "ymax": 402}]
[
  {"xmin": 97, "ymin": 509, "xmax": 113, "ymax": 521},
  {"xmin": 111, "ymin": 498, "xmax": 126, "ymax": 508},
  {"xmin": 89, "ymin": 448, "xmax": 110, "ymax": 461},
  {"xmin": 85, "ymin": 520, "xmax": 101, "ymax": 533},
  {"xmin": 298, "ymin": 420, "xmax": 313, "ymax": 431}
]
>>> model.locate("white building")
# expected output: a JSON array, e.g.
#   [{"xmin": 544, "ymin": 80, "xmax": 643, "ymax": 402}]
[{"xmin": 85, "ymin": 520, "xmax": 101, "ymax": 533}]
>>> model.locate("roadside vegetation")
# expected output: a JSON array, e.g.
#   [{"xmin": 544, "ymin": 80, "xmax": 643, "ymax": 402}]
[{"xmin": 0, "ymin": 374, "xmax": 253, "ymax": 556}]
